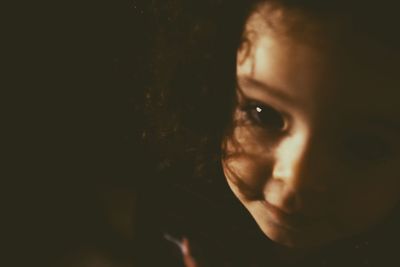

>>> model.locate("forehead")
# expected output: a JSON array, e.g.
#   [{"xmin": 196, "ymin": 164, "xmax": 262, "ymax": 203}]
[
  {"xmin": 244, "ymin": 2, "xmax": 400, "ymax": 51},
  {"xmin": 239, "ymin": 2, "xmax": 400, "ymax": 118}
]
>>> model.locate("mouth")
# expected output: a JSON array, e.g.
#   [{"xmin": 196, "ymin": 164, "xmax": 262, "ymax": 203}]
[{"xmin": 261, "ymin": 201, "xmax": 315, "ymax": 231}]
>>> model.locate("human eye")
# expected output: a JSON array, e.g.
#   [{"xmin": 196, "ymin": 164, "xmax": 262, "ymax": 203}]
[{"xmin": 239, "ymin": 99, "xmax": 287, "ymax": 133}]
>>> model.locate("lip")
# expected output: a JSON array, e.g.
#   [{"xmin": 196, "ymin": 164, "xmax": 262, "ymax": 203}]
[{"xmin": 261, "ymin": 201, "xmax": 313, "ymax": 231}]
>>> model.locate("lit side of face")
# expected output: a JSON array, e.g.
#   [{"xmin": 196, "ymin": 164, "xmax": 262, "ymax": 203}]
[{"xmin": 222, "ymin": 4, "xmax": 400, "ymax": 248}]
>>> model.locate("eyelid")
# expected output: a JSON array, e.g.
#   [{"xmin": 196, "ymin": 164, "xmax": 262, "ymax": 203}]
[
  {"xmin": 239, "ymin": 93, "xmax": 291, "ymax": 119},
  {"xmin": 237, "ymin": 83, "xmax": 290, "ymax": 113},
  {"xmin": 237, "ymin": 77, "xmax": 296, "ymax": 106}
]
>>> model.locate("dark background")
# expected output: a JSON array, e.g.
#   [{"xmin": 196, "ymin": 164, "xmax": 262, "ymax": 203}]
[{"xmin": 11, "ymin": 1, "xmax": 157, "ymax": 266}]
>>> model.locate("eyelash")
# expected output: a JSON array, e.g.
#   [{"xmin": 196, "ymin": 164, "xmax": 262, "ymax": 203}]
[{"xmin": 239, "ymin": 99, "xmax": 287, "ymax": 133}]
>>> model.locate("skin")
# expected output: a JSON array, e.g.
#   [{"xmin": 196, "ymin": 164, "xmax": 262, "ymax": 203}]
[{"xmin": 221, "ymin": 2, "xmax": 400, "ymax": 256}]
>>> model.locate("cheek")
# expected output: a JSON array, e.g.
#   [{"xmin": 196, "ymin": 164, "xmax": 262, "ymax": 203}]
[
  {"xmin": 223, "ymin": 155, "xmax": 269, "ymax": 196},
  {"xmin": 222, "ymin": 127, "xmax": 274, "ymax": 198}
]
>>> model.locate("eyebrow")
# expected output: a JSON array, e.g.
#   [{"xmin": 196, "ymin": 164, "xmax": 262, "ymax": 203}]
[{"xmin": 237, "ymin": 76, "xmax": 295, "ymax": 105}]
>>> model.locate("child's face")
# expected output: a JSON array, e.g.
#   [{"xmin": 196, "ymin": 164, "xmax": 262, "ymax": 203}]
[{"xmin": 222, "ymin": 4, "xmax": 400, "ymax": 248}]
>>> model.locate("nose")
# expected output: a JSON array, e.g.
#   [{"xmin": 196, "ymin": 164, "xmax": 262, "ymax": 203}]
[{"xmin": 264, "ymin": 130, "xmax": 330, "ymax": 214}]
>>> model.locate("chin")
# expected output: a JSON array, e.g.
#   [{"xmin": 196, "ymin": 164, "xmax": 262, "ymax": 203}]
[{"xmin": 261, "ymin": 221, "xmax": 304, "ymax": 248}]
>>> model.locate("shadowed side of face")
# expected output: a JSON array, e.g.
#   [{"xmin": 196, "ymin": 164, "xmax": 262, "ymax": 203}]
[{"xmin": 222, "ymin": 2, "xmax": 400, "ymax": 249}]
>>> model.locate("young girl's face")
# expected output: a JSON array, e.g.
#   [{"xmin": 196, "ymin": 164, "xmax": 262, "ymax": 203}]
[{"xmin": 222, "ymin": 3, "xmax": 400, "ymax": 248}]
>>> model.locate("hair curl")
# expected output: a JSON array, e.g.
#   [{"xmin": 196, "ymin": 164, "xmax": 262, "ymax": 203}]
[
  {"xmin": 142, "ymin": 0, "xmax": 257, "ymax": 178},
  {"xmin": 142, "ymin": 0, "xmax": 400, "ymax": 179}
]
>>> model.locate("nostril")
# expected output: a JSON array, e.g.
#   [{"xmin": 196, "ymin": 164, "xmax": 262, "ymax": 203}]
[
  {"xmin": 264, "ymin": 181, "xmax": 303, "ymax": 214},
  {"xmin": 279, "ymin": 192, "xmax": 303, "ymax": 214}
]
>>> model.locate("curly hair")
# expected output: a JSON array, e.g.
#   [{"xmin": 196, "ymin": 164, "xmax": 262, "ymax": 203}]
[
  {"xmin": 141, "ymin": 0, "xmax": 256, "ymax": 178},
  {"xmin": 142, "ymin": 0, "xmax": 400, "ymax": 179}
]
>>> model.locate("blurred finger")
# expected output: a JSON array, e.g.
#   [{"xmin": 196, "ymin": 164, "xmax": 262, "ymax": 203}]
[{"xmin": 181, "ymin": 237, "xmax": 200, "ymax": 267}]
